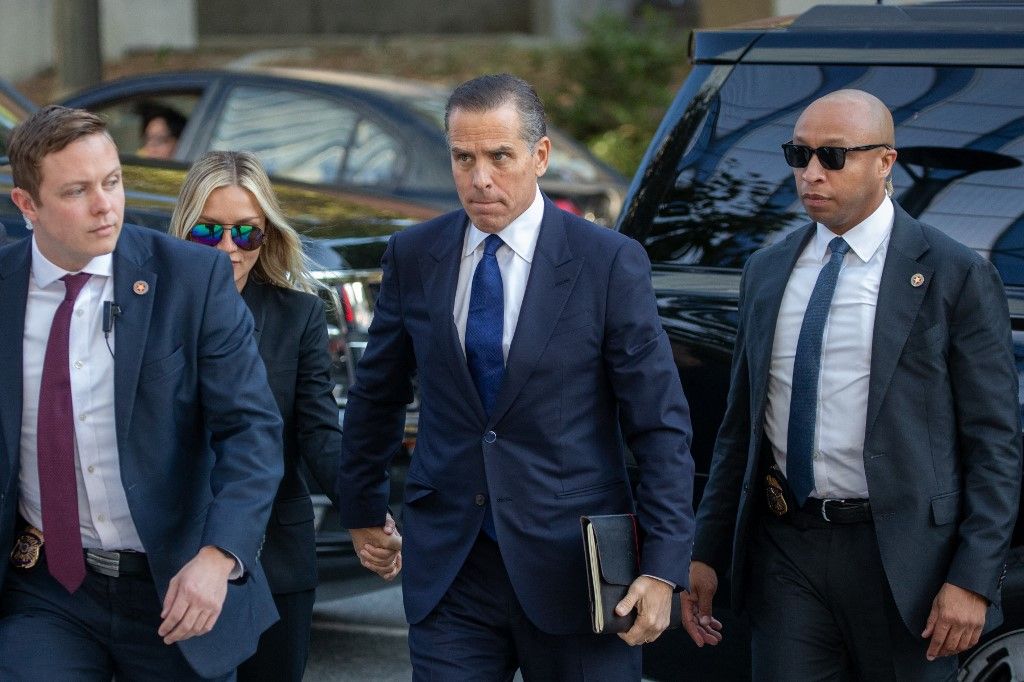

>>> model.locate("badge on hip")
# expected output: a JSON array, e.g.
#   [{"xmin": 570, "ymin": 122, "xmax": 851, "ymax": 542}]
[
  {"xmin": 10, "ymin": 525, "xmax": 43, "ymax": 569},
  {"xmin": 765, "ymin": 473, "xmax": 789, "ymax": 517}
]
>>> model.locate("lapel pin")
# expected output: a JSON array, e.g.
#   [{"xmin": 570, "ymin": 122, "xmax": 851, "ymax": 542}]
[
  {"xmin": 133, "ymin": 280, "xmax": 149, "ymax": 295},
  {"xmin": 910, "ymin": 273, "xmax": 925, "ymax": 287}
]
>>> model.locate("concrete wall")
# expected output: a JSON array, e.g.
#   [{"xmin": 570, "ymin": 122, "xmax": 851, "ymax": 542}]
[{"xmin": 0, "ymin": 0, "xmax": 196, "ymax": 83}]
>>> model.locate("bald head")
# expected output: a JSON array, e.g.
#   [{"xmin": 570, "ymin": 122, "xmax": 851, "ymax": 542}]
[
  {"xmin": 799, "ymin": 89, "xmax": 895, "ymax": 147},
  {"xmin": 791, "ymin": 89, "xmax": 898, "ymax": 234}
]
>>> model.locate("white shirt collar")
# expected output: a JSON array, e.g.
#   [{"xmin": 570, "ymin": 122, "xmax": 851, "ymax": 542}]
[
  {"xmin": 31, "ymin": 235, "xmax": 113, "ymax": 288},
  {"xmin": 463, "ymin": 185, "xmax": 544, "ymax": 262},
  {"xmin": 812, "ymin": 195, "xmax": 894, "ymax": 263}
]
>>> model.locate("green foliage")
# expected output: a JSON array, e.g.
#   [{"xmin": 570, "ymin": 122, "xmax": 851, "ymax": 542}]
[{"xmin": 544, "ymin": 11, "xmax": 691, "ymax": 176}]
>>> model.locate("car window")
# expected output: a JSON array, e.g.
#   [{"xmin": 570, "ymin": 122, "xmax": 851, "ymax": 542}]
[
  {"xmin": 87, "ymin": 93, "xmax": 200, "ymax": 159},
  {"xmin": 343, "ymin": 117, "xmax": 401, "ymax": 186},
  {"xmin": 210, "ymin": 85, "xmax": 404, "ymax": 188},
  {"xmin": 643, "ymin": 64, "xmax": 1024, "ymax": 285}
]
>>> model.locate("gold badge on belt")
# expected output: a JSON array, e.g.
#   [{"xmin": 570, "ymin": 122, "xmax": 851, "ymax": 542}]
[
  {"xmin": 10, "ymin": 526, "xmax": 44, "ymax": 569},
  {"xmin": 765, "ymin": 473, "xmax": 789, "ymax": 517}
]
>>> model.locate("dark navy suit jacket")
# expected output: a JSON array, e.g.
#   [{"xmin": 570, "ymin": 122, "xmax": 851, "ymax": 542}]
[
  {"xmin": 694, "ymin": 203, "xmax": 1023, "ymax": 633},
  {"xmin": 241, "ymin": 279, "xmax": 341, "ymax": 594},
  {"xmin": 0, "ymin": 225, "xmax": 284, "ymax": 678},
  {"xmin": 338, "ymin": 198, "xmax": 696, "ymax": 634}
]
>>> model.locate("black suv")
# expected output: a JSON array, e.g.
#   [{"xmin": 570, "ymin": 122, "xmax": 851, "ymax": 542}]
[{"xmin": 617, "ymin": 3, "xmax": 1024, "ymax": 680}]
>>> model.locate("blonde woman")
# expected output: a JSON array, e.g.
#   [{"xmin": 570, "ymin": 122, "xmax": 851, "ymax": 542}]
[{"xmin": 170, "ymin": 151, "xmax": 346, "ymax": 681}]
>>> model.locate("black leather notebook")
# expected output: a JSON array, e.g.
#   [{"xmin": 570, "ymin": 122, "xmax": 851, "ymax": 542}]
[{"xmin": 580, "ymin": 513, "xmax": 682, "ymax": 634}]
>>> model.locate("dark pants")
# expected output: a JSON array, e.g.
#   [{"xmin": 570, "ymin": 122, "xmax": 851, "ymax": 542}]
[
  {"xmin": 0, "ymin": 554, "xmax": 232, "ymax": 681},
  {"xmin": 748, "ymin": 513, "xmax": 957, "ymax": 682},
  {"xmin": 408, "ymin": 534, "xmax": 640, "ymax": 681},
  {"xmin": 237, "ymin": 588, "xmax": 315, "ymax": 682}
]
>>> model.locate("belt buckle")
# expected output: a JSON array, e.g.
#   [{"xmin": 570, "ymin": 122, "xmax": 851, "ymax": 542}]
[
  {"xmin": 85, "ymin": 548, "xmax": 121, "ymax": 577},
  {"xmin": 820, "ymin": 499, "xmax": 845, "ymax": 522}
]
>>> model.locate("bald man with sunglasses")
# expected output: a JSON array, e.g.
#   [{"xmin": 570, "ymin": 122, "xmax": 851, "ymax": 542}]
[{"xmin": 683, "ymin": 89, "xmax": 1021, "ymax": 680}]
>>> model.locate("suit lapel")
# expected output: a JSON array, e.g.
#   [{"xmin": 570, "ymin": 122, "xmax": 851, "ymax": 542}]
[
  {"xmin": 748, "ymin": 224, "xmax": 814, "ymax": 439},
  {"xmin": 419, "ymin": 213, "xmax": 487, "ymax": 424},
  {"xmin": 111, "ymin": 227, "xmax": 157, "ymax": 446},
  {"xmin": 0, "ymin": 240, "xmax": 31, "ymax": 481},
  {"xmin": 241, "ymin": 281, "xmax": 267, "ymax": 351},
  {"xmin": 489, "ymin": 201, "xmax": 581, "ymax": 426},
  {"xmin": 865, "ymin": 206, "xmax": 932, "ymax": 435}
]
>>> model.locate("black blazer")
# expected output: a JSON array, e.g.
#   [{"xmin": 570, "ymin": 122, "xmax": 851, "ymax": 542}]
[{"xmin": 242, "ymin": 278, "xmax": 342, "ymax": 594}]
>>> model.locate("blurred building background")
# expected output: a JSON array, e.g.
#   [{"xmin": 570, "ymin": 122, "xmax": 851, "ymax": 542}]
[{"xmin": 0, "ymin": 0, "xmax": 937, "ymax": 84}]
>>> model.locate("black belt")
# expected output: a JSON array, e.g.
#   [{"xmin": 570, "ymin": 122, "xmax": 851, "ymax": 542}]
[
  {"xmin": 797, "ymin": 497, "xmax": 872, "ymax": 524},
  {"xmin": 84, "ymin": 548, "xmax": 150, "ymax": 577}
]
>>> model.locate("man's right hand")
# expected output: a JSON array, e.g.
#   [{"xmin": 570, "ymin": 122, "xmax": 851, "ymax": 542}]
[
  {"xmin": 348, "ymin": 512, "xmax": 402, "ymax": 581},
  {"xmin": 682, "ymin": 560, "xmax": 723, "ymax": 647}
]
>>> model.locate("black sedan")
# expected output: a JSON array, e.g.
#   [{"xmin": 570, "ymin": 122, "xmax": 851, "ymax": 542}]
[{"xmin": 59, "ymin": 67, "xmax": 627, "ymax": 225}]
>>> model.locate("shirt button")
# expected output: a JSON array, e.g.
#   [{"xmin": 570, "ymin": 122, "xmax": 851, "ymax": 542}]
[
  {"xmin": 483, "ymin": 431, "xmax": 497, "ymax": 444},
  {"xmin": 79, "ymin": 413, "xmax": 87, "ymax": 422},
  {"xmin": 87, "ymin": 465, "xmax": 95, "ymax": 474},
  {"xmin": 73, "ymin": 360, "xmax": 84, "ymax": 369},
  {"xmin": 474, "ymin": 494, "xmax": 486, "ymax": 506},
  {"xmin": 97, "ymin": 514, "xmax": 105, "ymax": 523},
  {"xmin": 75, "ymin": 309, "xmax": 84, "ymax": 317}
]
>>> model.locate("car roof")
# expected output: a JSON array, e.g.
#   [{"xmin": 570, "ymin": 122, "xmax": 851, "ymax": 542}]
[{"xmin": 693, "ymin": 2, "xmax": 1024, "ymax": 65}]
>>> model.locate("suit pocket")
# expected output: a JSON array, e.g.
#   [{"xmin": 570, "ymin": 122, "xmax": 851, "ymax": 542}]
[
  {"xmin": 550, "ymin": 310, "xmax": 594, "ymax": 338},
  {"xmin": 263, "ymin": 356, "xmax": 299, "ymax": 375},
  {"xmin": 931, "ymin": 491, "xmax": 961, "ymax": 525},
  {"xmin": 904, "ymin": 323, "xmax": 946, "ymax": 355},
  {"xmin": 275, "ymin": 497, "xmax": 314, "ymax": 526},
  {"xmin": 404, "ymin": 476, "xmax": 437, "ymax": 505},
  {"xmin": 139, "ymin": 346, "xmax": 185, "ymax": 385},
  {"xmin": 556, "ymin": 478, "xmax": 624, "ymax": 499}
]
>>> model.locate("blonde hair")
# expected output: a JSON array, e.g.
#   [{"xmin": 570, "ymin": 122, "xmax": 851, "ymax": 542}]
[{"xmin": 169, "ymin": 150, "xmax": 323, "ymax": 294}]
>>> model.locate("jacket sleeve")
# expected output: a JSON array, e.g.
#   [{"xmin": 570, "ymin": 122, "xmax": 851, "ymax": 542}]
[
  {"xmin": 336, "ymin": 235, "xmax": 416, "ymax": 529},
  {"xmin": 293, "ymin": 294, "xmax": 344, "ymax": 509},
  {"xmin": 945, "ymin": 259, "xmax": 1022, "ymax": 602},
  {"xmin": 198, "ymin": 256, "xmax": 284, "ymax": 568},
  {"xmin": 692, "ymin": 259, "xmax": 754, "ymax": 575},
  {"xmin": 602, "ymin": 237, "xmax": 696, "ymax": 590}
]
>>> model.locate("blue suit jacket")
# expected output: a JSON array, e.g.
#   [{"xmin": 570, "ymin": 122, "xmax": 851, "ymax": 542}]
[
  {"xmin": 0, "ymin": 225, "xmax": 284, "ymax": 678},
  {"xmin": 693, "ymin": 203, "xmax": 1022, "ymax": 633},
  {"xmin": 338, "ymin": 198, "xmax": 696, "ymax": 634}
]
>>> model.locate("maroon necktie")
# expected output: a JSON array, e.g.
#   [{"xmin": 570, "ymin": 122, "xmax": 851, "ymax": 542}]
[{"xmin": 37, "ymin": 272, "xmax": 91, "ymax": 593}]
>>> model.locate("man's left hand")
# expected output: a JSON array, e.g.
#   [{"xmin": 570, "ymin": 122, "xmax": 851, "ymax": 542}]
[
  {"xmin": 615, "ymin": 575, "xmax": 673, "ymax": 646},
  {"xmin": 921, "ymin": 582, "xmax": 988, "ymax": 660},
  {"xmin": 158, "ymin": 545, "xmax": 236, "ymax": 644}
]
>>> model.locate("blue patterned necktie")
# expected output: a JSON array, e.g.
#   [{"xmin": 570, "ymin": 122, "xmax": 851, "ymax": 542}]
[
  {"xmin": 465, "ymin": 234, "xmax": 504, "ymax": 539},
  {"xmin": 466, "ymin": 234, "xmax": 506, "ymax": 416},
  {"xmin": 787, "ymin": 236, "xmax": 850, "ymax": 506}
]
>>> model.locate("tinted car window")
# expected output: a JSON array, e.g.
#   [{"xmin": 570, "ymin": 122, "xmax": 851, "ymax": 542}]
[
  {"xmin": 211, "ymin": 85, "xmax": 403, "ymax": 188},
  {"xmin": 644, "ymin": 65, "xmax": 1024, "ymax": 283},
  {"xmin": 86, "ymin": 93, "xmax": 200, "ymax": 158}
]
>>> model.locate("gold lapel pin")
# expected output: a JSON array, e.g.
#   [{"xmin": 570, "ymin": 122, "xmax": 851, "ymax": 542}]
[
  {"xmin": 133, "ymin": 280, "xmax": 149, "ymax": 295},
  {"xmin": 911, "ymin": 273, "xmax": 925, "ymax": 287}
]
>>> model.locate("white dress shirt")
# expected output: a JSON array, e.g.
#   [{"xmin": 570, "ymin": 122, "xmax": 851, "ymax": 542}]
[
  {"xmin": 20, "ymin": 237, "xmax": 145, "ymax": 551},
  {"xmin": 454, "ymin": 186, "xmax": 544, "ymax": 359},
  {"xmin": 764, "ymin": 196, "xmax": 895, "ymax": 500}
]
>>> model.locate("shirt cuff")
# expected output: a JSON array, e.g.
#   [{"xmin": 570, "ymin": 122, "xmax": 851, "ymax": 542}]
[{"xmin": 642, "ymin": 574, "xmax": 676, "ymax": 590}]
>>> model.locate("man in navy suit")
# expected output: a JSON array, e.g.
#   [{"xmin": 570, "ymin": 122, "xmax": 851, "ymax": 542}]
[
  {"xmin": 337, "ymin": 74, "xmax": 701, "ymax": 679},
  {"xmin": 686, "ymin": 90, "xmax": 1022, "ymax": 680},
  {"xmin": 0, "ymin": 106, "xmax": 283, "ymax": 679}
]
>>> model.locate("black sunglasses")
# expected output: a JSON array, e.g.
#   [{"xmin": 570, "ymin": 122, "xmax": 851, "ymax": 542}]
[
  {"xmin": 781, "ymin": 141, "xmax": 893, "ymax": 171},
  {"xmin": 187, "ymin": 223, "xmax": 266, "ymax": 251}
]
